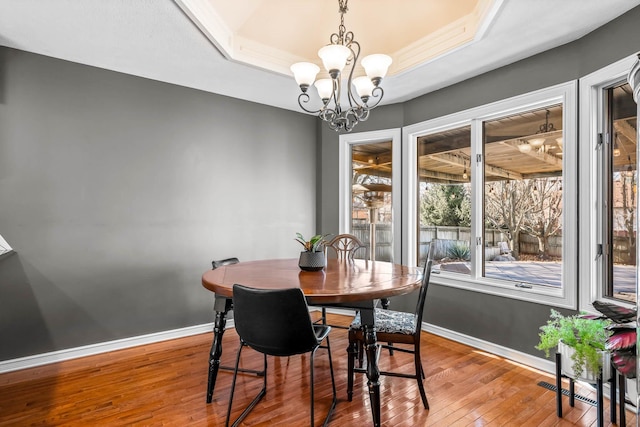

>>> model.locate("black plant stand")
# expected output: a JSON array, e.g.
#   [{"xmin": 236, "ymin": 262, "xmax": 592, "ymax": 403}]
[
  {"xmin": 554, "ymin": 354, "xmax": 629, "ymax": 427},
  {"xmin": 609, "ymin": 369, "xmax": 627, "ymax": 426},
  {"xmin": 554, "ymin": 352, "xmax": 605, "ymax": 427}
]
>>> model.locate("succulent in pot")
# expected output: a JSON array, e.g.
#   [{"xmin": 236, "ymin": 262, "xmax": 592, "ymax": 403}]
[
  {"xmin": 295, "ymin": 233, "xmax": 329, "ymax": 271},
  {"xmin": 295, "ymin": 233, "xmax": 328, "ymax": 253}
]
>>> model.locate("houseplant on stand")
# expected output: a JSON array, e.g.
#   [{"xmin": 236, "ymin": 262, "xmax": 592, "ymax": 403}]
[
  {"xmin": 536, "ymin": 309, "xmax": 612, "ymax": 382},
  {"xmin": 295, "ymin": 233, "xmax": 329, "ymax": 271},
  {"xmin": 536, "ymin": 309, "xmax": 612, "ymax": 424}
]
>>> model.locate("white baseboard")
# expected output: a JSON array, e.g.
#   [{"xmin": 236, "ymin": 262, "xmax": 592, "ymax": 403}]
[
  {"xmin": 422, "ymin": 322, "xmax": 555, "ymax": 375},
  {"xmin": 0, "ymin": 323, "xmax": 218, "ymax": 374},
  {"xmin": 0, "ymin": 308, "xmax": 588, "ymax": 383}
]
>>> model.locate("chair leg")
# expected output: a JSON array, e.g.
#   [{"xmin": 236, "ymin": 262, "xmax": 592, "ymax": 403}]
[
  {"xmin": 312, "ymin": 336, "xmax": 337, "ymax": 427},
  {"xmin": 226, "ymin": 343, "xmax": 267, "ymax": 427},
  {"xmin": 310, "ymin": 348, "xmax": 315, "ymax": 427},
  {"xmin": 347, "ymin": 338, "xmax": 358, "ymax": 401},
  {"xmin": 414, "ymin": 346, "xmax": 429, "ymax": 409},
  {"xmin": 357, "ymin": 340, "xmax": 364, "ymax": 368}
]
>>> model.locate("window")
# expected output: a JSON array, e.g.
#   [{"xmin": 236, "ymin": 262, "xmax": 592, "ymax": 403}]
[
  {"xmin": 579, "ymin": 54, "xmax": 638, "ymax": 312},
  {"xmin": 339, "ymin": 129, "xmax": 402, "ymax": 263},
  {"xmin": 416, "ymin": 125, "xmax": 472, "ymax": 272},
  {"xmin": 350, "ymin": 140, "xmax": 393, "ymax": 261},
  {"xmin": 404, "ymin": 82, "xmax": 577, "ymax": 308},
  {"xmin": 482, "ymin": 105, "xmax": 563, "ymax": 288}
]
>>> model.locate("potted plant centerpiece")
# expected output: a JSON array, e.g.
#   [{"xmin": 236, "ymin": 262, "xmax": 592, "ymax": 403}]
[
  {"xmin": 536, "ymin": 309, "xmax": 612, "ymax": 382},
  {"xmin": 295, "ymin": 233, "xmax": 329, "ymax": 271}
]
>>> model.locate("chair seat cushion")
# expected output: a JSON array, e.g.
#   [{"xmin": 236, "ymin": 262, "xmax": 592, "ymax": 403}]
[{"xmin": 350, "ymin": 309, "xmax": 416, "ymax": 334}]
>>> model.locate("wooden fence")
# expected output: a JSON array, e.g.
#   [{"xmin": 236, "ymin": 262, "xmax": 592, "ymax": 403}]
[{"xmin": 351, "ymin": 223, "xmax": 635, "ymax": 264}]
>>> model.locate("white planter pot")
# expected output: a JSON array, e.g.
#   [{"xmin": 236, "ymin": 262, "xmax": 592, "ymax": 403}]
[{"xmin": 558, "ymin": 341, "xmax": 610, "ymax": 383}]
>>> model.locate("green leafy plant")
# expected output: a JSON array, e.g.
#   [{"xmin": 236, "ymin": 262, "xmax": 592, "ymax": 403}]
[
  {"xmin": 446, "ymin": 242, "xmax": 470, "ymax": 260},
  {"xmin": 535, "ymin": 309, "xmax": 611, "ymax": 378},
  {"xmin": 295, "ymin": 233, "xmax": 328, "ymax": 253}
]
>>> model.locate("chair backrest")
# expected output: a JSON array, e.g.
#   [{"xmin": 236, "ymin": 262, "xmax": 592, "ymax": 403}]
[
  {"xmin": 325, "ymin": 234, "xmax": 367, "ymax": 261},
  {"xmin": 212, "ymin": 257, "xmax": 239, "ymax": 269},
  {"xmin": 232, "ymin": 284, "xmax": 321, "ymax": 357},
  {"xmin": 414, "ymin": 242, "xmax": 435, "ymax": 332}
]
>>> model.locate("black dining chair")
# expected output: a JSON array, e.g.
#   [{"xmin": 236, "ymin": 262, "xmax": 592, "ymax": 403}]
[
  {"xmin": 226, "ymin": 284, "xmax": 337, "ymax": 427},
  {"xmin": 346, "ymin": 242, "xmax": 435, "ymax": 409}
]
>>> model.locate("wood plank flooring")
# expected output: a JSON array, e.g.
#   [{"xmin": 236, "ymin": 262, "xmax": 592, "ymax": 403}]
[{"xmin": 0, "ymin": 313, "xmax": 636, "ymax": 426}]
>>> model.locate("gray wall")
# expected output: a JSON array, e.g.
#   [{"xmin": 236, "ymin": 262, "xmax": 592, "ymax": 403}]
[
  {"xmin": 0, "ymin": 47, "xmax": 317, "ymax": 360},
  {"xmin": 319, "ymin": 6, "xmax": 640, "ymax": 357},
  {"xmin": 2, "ymin": 5, "xmax": 639, "ymax": 363}
]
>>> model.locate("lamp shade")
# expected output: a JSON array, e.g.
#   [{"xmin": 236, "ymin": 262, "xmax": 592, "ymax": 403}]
[
  {"xmin": 352, "ymin": 76, "xmax": 374, "ymax": 98},
  {"xmin": 290, "ymin": 62, "xmax": 320, "ymax": 87},
  {"xmin": 314, "ymin": 79, "xmax": 334, "ymax": 100},
  {"xmin": 318, "ymin": 44, "xmax": 351, "ymax": 73},
  {"xmin": 361, "ymin": 54, "xmax": 392, "ymax": 80}
]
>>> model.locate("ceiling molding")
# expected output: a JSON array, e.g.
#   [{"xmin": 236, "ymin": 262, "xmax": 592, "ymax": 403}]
[{"xmin": 174, "ymin": 0, "xmax": 233, "ymax": 59}]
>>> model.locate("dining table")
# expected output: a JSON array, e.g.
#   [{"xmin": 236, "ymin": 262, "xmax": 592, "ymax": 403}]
[{"xmin": 201, "ymin": 257, "xmax": 423, "ymax": 427}]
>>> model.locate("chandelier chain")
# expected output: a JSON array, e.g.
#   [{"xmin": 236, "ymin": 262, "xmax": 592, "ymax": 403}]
[{"xmin": 337, "ymin": 0, "xmax": 348, "ymax": 45}]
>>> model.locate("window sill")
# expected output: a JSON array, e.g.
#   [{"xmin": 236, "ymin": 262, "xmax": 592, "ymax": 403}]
[{"xmin": 431, "ymin": 270, "xmax": 576, "ymax": 309}]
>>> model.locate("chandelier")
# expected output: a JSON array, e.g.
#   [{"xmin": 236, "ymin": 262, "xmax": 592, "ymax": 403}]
[{"xmin": 290, "ymin": 0, "xmax": 392, "ymax": 132}]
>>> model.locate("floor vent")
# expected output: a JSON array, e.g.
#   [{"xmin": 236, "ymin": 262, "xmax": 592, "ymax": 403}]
[{"xmin": 537, "ymin": 381, "xmax": 598, "ymax": 406}]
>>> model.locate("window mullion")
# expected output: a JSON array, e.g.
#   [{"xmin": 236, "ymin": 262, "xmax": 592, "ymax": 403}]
[{"xmin": 470, "ymin": 119, "xmax": 484, "ymax": 279}]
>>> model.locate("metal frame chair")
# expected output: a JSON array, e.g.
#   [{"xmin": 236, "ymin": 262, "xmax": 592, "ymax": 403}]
[
  {"xmin": 226, "ymin": 284, "xmax": 337, "ymax": 427},
  {"xmin": 346, "ymin": 242, "xmax": 435, "ymax": 409}
]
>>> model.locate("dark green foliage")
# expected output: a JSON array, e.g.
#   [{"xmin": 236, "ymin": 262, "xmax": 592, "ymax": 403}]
[{"xmin": 421, "ymin": 184, "xmax": 470, "ymax": 227}]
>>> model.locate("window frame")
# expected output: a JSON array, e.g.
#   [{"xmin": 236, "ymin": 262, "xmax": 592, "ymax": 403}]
[
  {"xmin": 403, "ymin": 81, "xmax": 578, "ymax": 308},
  {"xmin": 339, "ymin": 128, "xmax": 403, "ymax": 263},
  {"xmin": 578, "ymin": 54, "xmax": 639, "ymax": 314}
]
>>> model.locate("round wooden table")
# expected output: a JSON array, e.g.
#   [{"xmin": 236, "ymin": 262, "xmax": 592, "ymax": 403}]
[{"xmin": 202, "ymin": 258, "xmax": 423, "ymax": 427}]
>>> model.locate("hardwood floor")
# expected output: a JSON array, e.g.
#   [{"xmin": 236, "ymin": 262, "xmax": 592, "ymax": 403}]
[{"xmin": 0, "ymin": 313, "xmax": 636, "ymax": 426}]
